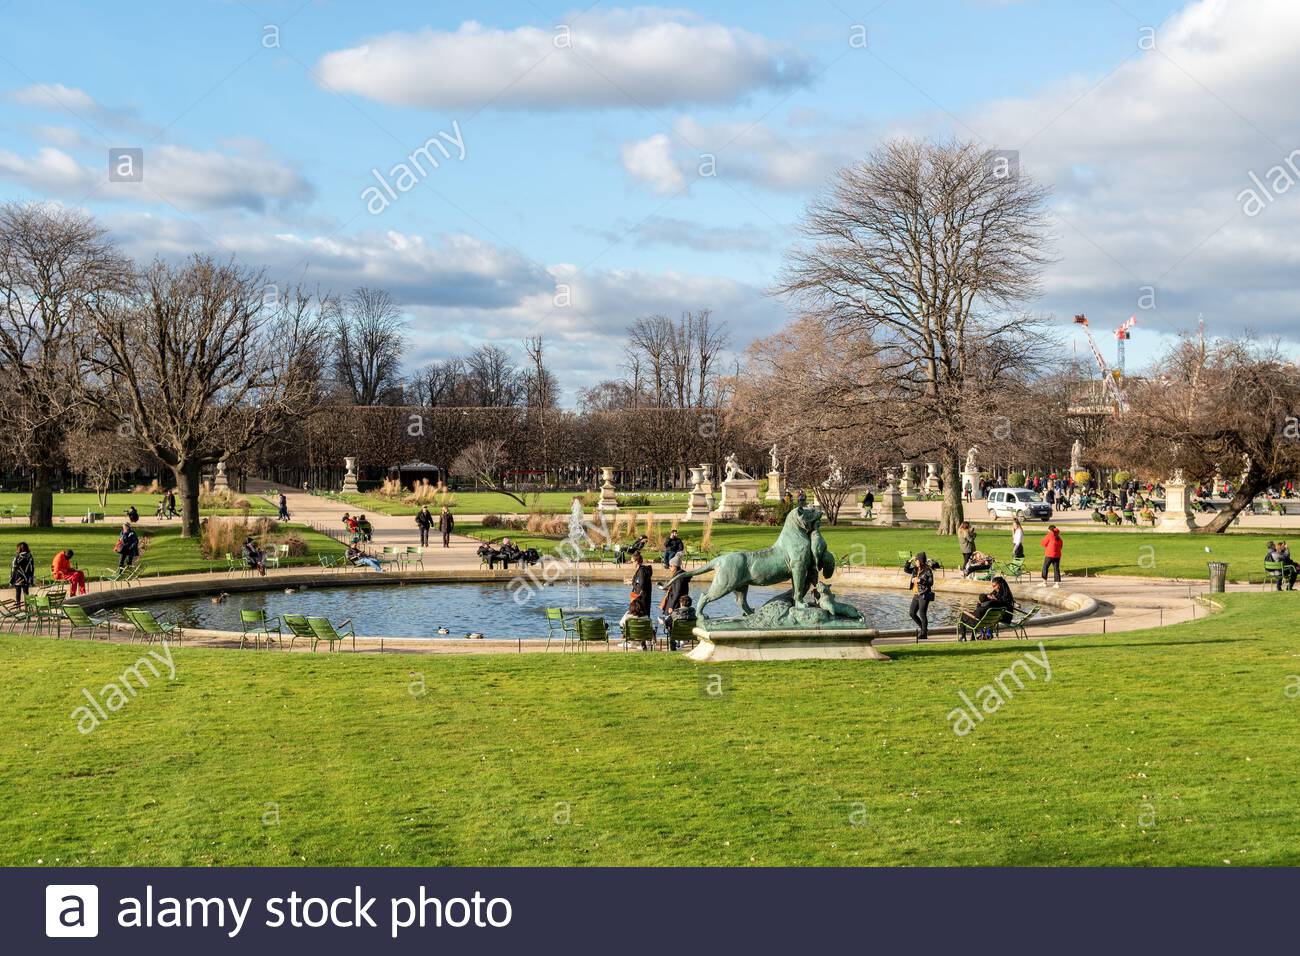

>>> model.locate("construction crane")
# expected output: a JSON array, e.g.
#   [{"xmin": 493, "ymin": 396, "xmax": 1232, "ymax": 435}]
[
  {"xmin": 1114, "ymin": 315, "xmax": 1136, "ymax": 376},
  {"xmin": 1073, "ymin": 314, "xmax": 1129, "ymax": 413}
]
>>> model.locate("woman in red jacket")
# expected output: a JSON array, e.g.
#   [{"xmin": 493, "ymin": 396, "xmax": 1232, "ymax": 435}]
[{"xmin": 1039, "ymin": 525, "xmax": 1063, "ymax": 588}]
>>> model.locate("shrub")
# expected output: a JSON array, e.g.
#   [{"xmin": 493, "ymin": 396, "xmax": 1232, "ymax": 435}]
[
  {"xmin": 526, "ymin": 513, "xmax": 566, "ymax": 535},
  {"xmin": 482, "ymin": 513, "xmax": 504, "ymax": 529},
  {"xmin": 1111, "ymin": 470, "xmax": 1132, "ymax": 486},
  {"xmin": 199, "ymin": 516, "xmax": 280, "ymax": 559},
  {"xmin": 1007, "ymin": 471, "xmax": 1026, "ymax": 487},
  {"xmin": 618, "ymin": 494, "xmax": 652, "ymax": 507},
  {"xmin": 200, "ymin": 487, "xmax": 251, "ymax": 513},
  {"xmin": 736, "ymin": 500, "xmax": 766, "ymax": 523}
]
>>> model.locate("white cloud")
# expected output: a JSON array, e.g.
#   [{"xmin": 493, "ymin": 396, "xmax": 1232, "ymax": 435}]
[
  {"xmin": 619, "ymin": 133, "xmax": 686, "ymax": 194},
  {"xmin": 957, "ymin": 0, "xmax": 1300, "ymax": 343},
  {"xmin": 0, "ymin": 143, "xmax": 313, "ymax": 211},
  {"xmin": 315, "ymin": 8, "xmax": 813, "ymax": 110},
  {"xmin": 7, "ymin": 83, "xmax": 156, "ymax": 134}
]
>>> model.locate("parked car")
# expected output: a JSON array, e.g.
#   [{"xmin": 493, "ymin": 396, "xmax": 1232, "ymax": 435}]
[{"xmin": 986, "ymin": 487, "xmax": 1054, "ymax": 521}]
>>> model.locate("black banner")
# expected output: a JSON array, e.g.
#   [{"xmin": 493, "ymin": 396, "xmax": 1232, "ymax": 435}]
[{"xmin": 10, "ymin": 867, "xmax": 1297, "ymax": 952}]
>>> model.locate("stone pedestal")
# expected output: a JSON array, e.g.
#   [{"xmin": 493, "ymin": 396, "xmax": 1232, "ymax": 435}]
[
  {"xmin": 874, "ymin": 471, "xmax": 909, "ymax": 526},
  {"xmin": 1157, "ymin": 474, "xmax": 1195, "ymax": 533},
  {"xmin": 213, "ymin": 460, "xmax": 229, "ymax": 491},
  {"xmin": 713, "ymin": 477, "xmax": 761, "ymax": 518},
  {"xmin": 596, "ymin": 466, "xmax": 619, "ymax": 518},
  {"xmin": 699, "ymin": 463, "xmax": 716, "ymax": 511},
  {"xmin": 687, "ymin": 624, "xmax": 891, "ymax": 662},
  {"xmin": 342, "ymin": 456, "xmax": 359, "ymax": 494},
  {"xmin": 961, "ymin": 468, "xmax": 979, "ymax": 500},
  {"xmin": 684, "ymin": 467, "xmax": 711, "ymax": 520},
  {"xmin": 924, "ymin": 462, "xmax": 941, "ymax": 495},
  {"xmin": 899, "ymin": 462, "xmax": 915, "ymax": 498},
  {"xmin": 765, "ymin": 470, "xmax": 786, "ymax": 501}
]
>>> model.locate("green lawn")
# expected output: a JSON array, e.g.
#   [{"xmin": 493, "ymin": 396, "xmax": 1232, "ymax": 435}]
[
  {"xmin": 0, "ymin": 591, "xmax": 1296, "ymax": 865},
  {"xmin": 0, "ymin": 491, "xmax": 277, "ymax": 518},
  {"xmin": 0, "ymin": 524, "xmax": 344, "ymax": 583},
  {"xmin": 466, "ymin": 522, "xmax": 1290, "ymax": 583},
  {"xmin": 331, "ymin": 490, "xmax": 690, "ymax": 516}
]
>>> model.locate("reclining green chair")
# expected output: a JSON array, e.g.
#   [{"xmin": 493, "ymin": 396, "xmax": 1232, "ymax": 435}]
[
  {"xmin": 63, "ymin": 603, "xmax": 112, "ymax": 639},
  {"xmin": 666, "ymin": 616, "xmax": 698, "ymax": 652},
  {"xmin": 239, "ymin": 609, "xmax": 282, "ymax": 649},
  {"xmin": 306, "ymin": 616, "xmax": 355, "ymax": 652},
  {"xmin": 281, "ymin": 613, "xmax": 316, "ymax": 650},
  {"xmin": 620, "ymin": 616, "xmax": 655, "ymax": 651},
  {"xmin": 958, "ymin": 604, "xmax": 1006, "ymax": 642},
  {"xmin": 122, "ymin": 607, "xmax": 183, "ymax": 645}
]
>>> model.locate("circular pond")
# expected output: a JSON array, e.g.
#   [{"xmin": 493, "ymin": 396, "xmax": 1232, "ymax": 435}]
[{"xmin": 135, "ymin": 581, "xmax": 961, "ymax": 640}]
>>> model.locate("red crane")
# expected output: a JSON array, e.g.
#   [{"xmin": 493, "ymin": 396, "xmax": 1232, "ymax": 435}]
[{"xmin": 1073, "ymin": 314, "xmax": 1129, "ymax": 413}]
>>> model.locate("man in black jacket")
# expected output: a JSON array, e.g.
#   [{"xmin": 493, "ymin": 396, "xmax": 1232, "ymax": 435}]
[{"xmin": 415, "ymin": 505, "xmax": 433, "ymax": 546}]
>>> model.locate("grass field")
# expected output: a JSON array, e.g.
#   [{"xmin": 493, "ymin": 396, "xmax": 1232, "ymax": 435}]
[
  {"xmin": 332, "ymin": 490, "xmax": 690, "ymax": 516},
  {"xmin": 0, "ymin": 491, "xmax": 277, "ymax": 518},
  {"xmin": 0, "ymin": 524, "xmax": 345, "ymax": 583},
  {"xmin": 0, "ymin": 591, "xmax": 1295, "ymax": 866},
  {"xmin": 466, "ymin": 522, "xmax": 1292, "ymax": 584}
]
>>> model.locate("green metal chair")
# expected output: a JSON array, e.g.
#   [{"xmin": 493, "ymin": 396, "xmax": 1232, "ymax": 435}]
[
  {"xmin": 318, "ymin": 553, "xmax": 340, "ymax": 571},
  {"xmin": 896, "ymin": 550, "xmax": 914, "ymax": 571},
  {"xmin": 0, "ymin": 599, "xmax": 31, "ymax": 632},
  {"xmin": 25, "ymin": 594, "xmax": 63, "ymax": 636},
  {"xmin": 63, "ymin": 604, "xmax": 112, "ymax": 639},
  {"xmin": 998, "ymin": 605, "xmax": 1040, "ymax": 640},
  {"xmin": 544, "ymin": 607, "xmax": 577, "ymax": 651},
  {"xmin": 282, "ymin": 613, "xmax": 316, "ymax": 649},
  {"xmin": 666, "ymin": 616, "xmax": 698, "ymax": 651},
  {"xmin": 306, "ymin": 616, "xmax": 355, "ymax": 652},
  {"xmin": 239, "ymin": 609, "xmax": 282, "ymax": 649},
  {"xmin": 620, "ymin": 616, "xmax": 655, "ymax": 651},
  {"xmin": 958, "ymin": 605, "xmax": 1006, "ymax": 642},
  {"xmin": 122, "ymin": 607, "xmax": 183, "ymax": 645},
  {"xmin": 1264, "ymin": 560, "xmax": 1286, "ymax": 590},
  {"xmin": 405, "ymin": 546, "xmax": 426, "ymax": 569},
  {"xmin": 575, "ymin": 616, "xmax": 610, "ymax": 651},
  {"xmin": 101, "ymin": 564, "xmax": 131, "ymax": 587}
]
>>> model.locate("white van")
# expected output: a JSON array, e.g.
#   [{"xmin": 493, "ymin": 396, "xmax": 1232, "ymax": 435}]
[{"xmin": 986, "ymin": 487, "xmax": 1053, "ymax": 521}]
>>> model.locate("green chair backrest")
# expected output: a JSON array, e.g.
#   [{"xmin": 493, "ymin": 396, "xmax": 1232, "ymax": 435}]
[
  {"xmin": 241, "ymin": 609, "xmax": 268, "ymax": 625},
  {"xmin": 1014, "ymin": 605, "xmax": 1040, "ymax": 627},
  {"xmin": 1265, "ymin": 561, "xmax": 1284, "ymax": 572},
  {"xmin": 63, "ymin": 604, "xmax": 95, "ymax": 626},
  {"xmin": 124, "ymin": 608, "xmax": 159, "ymax": 632},
  {"xmin": 306, "ymin": 617, "xmax": 341, "ymax": 640},
  {"xmin": 623, "ymin": 617, "xmax": 654, "ymax": 640},
  {"xmin": 576, "ymin": 617, "xmax": 608, "ymax": 641},
  {"xmin": 669, "ymin": 617, "xmax": 697, "ymax": 639},
  {"xmin": 544, "ymin": 607, "xmax": 564, "ymax": 623},
  {"xmin": 972, "ymin": 606, "xmax": 1005, "ymax": 629},
  {"xmin": 897, "ymin": 550, "xmax": 913, "ymax": 562},
  {"xmin": 283, "ymin": 614, "xmax": 314, "ymax": 637}
]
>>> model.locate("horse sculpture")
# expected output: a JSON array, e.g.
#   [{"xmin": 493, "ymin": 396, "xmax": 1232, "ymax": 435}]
[{"xmin": 680, "ymin": 504, "xmax": 835, "ymax": 616}]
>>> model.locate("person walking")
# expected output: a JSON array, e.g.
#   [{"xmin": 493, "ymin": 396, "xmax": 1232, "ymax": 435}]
[
  {"xmin": 661, "ymin": 528, "xmax": 685, "ymax": 569},
  {"xmin": 416, "ymin": 505, "xmax": 433, "ymax": 547},
  {"xmin": 620, "ymin": 552, "xmax": 654, "ymax": 648},
  {"xmin": 277, "ymin": 492, "xmax": 290, "ymax": 521},
  {"xmin": 438, "ymin": 506, "xmax": 454, "ymax": 548},
  {"xmin": 165, "ymin": 489, "xmax": 178, "ymax": 519},
  {"xmin": 115, "ymin": 522, "xmax": 140, "ymax": 570},
  {"xmin": 1011, "ymin": 517, "xmax": 1025, "ymax": 560},
  {"xmin": 1039, "ymin": 524, "xmax": 1064, "ymax": 588},
  {"xmin": 904, "ymin": 551, "xmax": 938, "ymax": 641},
  {"xmin": 862, "ymin": 489, "xmax": 875, "ymax": 517},
  {"xmin": 10, "ymin": 542, "xmax": 34, "ymax": 610},
  {"xmin": 957, "ymin": 521, "xmax": 977, "ymax": 575}
]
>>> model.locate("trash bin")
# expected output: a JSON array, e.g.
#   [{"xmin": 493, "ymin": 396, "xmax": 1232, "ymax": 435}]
[{"xmin": 1207, "ymin": 561, "xmax": 1228, "ymax": 593}]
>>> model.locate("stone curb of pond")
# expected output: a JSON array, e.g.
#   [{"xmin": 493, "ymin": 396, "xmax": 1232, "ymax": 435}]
[{"xmin": 61, "ymin": 564, "xmax": 1099, "ymax": 650}]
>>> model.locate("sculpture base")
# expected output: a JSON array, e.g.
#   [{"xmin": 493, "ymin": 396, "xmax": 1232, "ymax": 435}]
[
  {"xmin": 341, "ymin": 479, "xmax": 358, "ymax": 494},
  {"xmin": 687, "ymin": 624, "xmax": 891, "ymax": 662},
  {"xmin": 713, "ymin": 477, "xmax": 761, "ymax": 518}
]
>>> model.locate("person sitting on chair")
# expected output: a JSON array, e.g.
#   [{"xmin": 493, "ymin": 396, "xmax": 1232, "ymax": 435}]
[
  {"xmin": 346, "ymin": 543, "xmax": 383, "ymax": 572},
  {"xmin": 666, "ymin": 595, "xmax": 697, "ymax": 650},
  {"xmin": 957, "ymin": 576, "xmax": 1015, "ymax": 642},
  {"xmin": 241, "ymin": 536, "xmax": 267, "ymax": 576},
  {"xmin": 1277, "ymin": 541, "xmax": 1298, "ymax": 591},
  {"xmin": 962, "ymin": 550, "xmax": 994, "ymax": 578}
]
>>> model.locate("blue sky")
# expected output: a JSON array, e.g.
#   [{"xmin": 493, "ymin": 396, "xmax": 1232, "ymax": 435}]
[{"xmin": 2, "ymin": 0, "xmax": 1295, "ymax": 398}]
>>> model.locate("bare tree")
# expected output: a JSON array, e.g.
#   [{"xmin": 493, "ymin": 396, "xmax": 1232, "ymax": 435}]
[
  {"xmin": 0, "ymin": 203, "xmax": 129, "ymax": 525},
  {"xmin": 64, "ymin": 422, "xmax": 142, "ymax": 508},
  {"xmin": 627, "ymin": 315, "xmax": 672, "ymax": 405},
  {"xmin": 1102, "ymin": 336, "xmax": 1300, "ymax": 532},
  {"xmin": 464, "ymin": 345, "xmax": 522, "ymax": 407},
  {"xmin": 91, "ymin": 258, "xmax": 325, "ymax": 536},
  {"xmin": 522, "ymin": 335, "xmax": 560, "ymax": 409},
  {"xmin": 332, "ymin": 286, "xmax": 406, "ymax": 405},
  {"xmin": 450, "ymin": 437, "xmax": 526, "ymax": 506},
  {"xmin": 777, "ymin": 138, "xmax": 1054, "ymax": 533}
]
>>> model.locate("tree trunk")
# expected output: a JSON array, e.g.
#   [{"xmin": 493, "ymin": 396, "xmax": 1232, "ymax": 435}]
[
  {"xmin": 1199, "ymin": 470, "xmax": 1267, "ymax": 534},
  {"xmin": 29, "ymin": 465, "xmax": 55, "ymax": 527},
  {"xmin": 175, "ymin": 460, "xmax": 203, "ymax": 538},
  {"xmin": 937, "ymin": 453, "xmax": 964, "ymax": 535}
]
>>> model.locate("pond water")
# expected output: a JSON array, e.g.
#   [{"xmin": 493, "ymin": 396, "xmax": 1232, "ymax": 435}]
[{"xmin": 136, "ymin": 581, "xmax": 961, "ymax": 640}]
